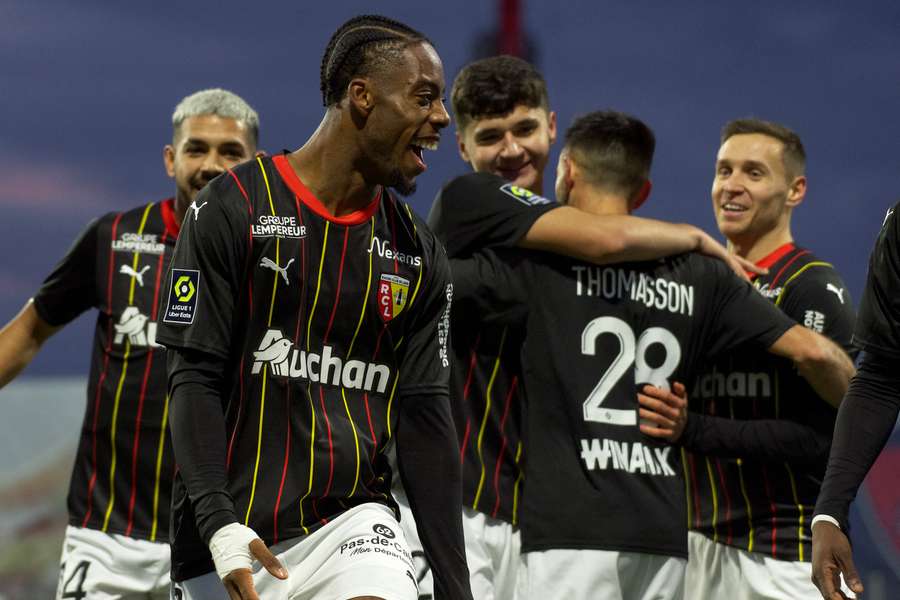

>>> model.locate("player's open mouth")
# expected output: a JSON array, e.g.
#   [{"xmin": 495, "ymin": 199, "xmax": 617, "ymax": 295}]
[
  {"xmin": 721, "ymin": 202, "xmax": 748, "ymax": 215},
  {"xmin": 496, "ymin": 162, "xmax": 531, "ymax": 181},
  {"xmin": 409, "ymin": 138, "xmax": 439, "ymax": 171}
]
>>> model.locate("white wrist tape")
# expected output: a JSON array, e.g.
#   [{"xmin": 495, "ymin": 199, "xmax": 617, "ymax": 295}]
[
  {"xmin": 811, "ymin": 514, "xmax": 842, "ymax": 530},
  {"xmin": 209, "ymin": 522, "xmax": 261, "ymax": 580}
]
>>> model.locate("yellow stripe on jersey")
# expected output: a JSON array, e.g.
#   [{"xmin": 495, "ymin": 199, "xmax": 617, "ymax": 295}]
[
  {"xmin": 736, "ymin": 457, "xmax": 755, "ymax": 552},
  {"xmin": 681, "ymin": 448, "xmax": 692, "ymax": 529},
  {"xmin": 341, "ymin": 387, "xmax": 362, "ymax": 497},
  {"xmin": 472, "ymin": 328, "xmax": 507, "ymax": 511},
  {"xmin": 774, "ymin": 261, "xmax": 833, "ymax": 309},
  {"xmin": 385, "ymin": 373, "xmax": 401, "ymax": 438},
  {"xmin": 784, "ymin": 463, "xmax": 808, "ymax": 561},
  {"xmin": 348, "ymin": 218, "xmax": 375, "ymax": 357},
  {"xmin": 307, "ymin": 223, "xmax": 330, "ymax": 350},
  {"xmin": 149, "ymin": 393, "xmax": 170, "ymax": 541},
  {"xmin": 245, "ymin": 159, "xmax": 281, "ymax": 525},
  {"xmin": 102, "ymin": 202, "xmax": 153, "ymax": 532},
  {"xmin": 511, "ymin": 441, "xmax": 524, "ymax": 525},
  {"xmin": 705, "ymin": 458, "xmax": 719, "ymax": 543},
  {"xmin": 299, "ymin": 382, "xmax": 317, "ymax": 535}
]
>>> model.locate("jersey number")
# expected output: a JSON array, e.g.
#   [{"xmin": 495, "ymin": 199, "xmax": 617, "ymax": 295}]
[
  {"xmin": 581, "ymin": 316, "xmax": 680, "ymax": 425},
  {"xmin": 60, "ymin": 560, "xmax": 90, "ymax": 600}
]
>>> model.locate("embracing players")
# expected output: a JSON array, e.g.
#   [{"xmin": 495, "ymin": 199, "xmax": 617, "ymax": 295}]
[
  {"xmin": 0, "ymin": 88, "xmax": 259, "ymax": 599},
  {"xmin": 156, "ymin": 16, "xmax": 472, "ymax": 600},
  {"xmin": 450, "ymin": 110, "xmax": 855, "ymax": 600},
  {"xmin": 406, "ymin": 55, "xmax": 758, "ymax": 600},
  {"xmin": 641, "ymin": 119, "xmax": 856, "ymax": 599}
]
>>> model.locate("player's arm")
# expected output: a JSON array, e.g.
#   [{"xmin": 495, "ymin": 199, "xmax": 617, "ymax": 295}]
[
  {"xmin": 395, "ymin": 244, "xmax": 473, "ymax": 600},
  {"xmin": 448, "ymin": 248, "xmax": 531, "ymax": 327},
  {"xmin": 0, "ymin": 216, "xmax": 103, "ymax": 388},
  {"xmin": 640, "ymin": 383, "xmax": 832, "ymax": 464},
  {"xmin": 155, "ymin": 179, "xmax": 285, "ymax": 597},
  {"xmin": 0, "ymin": 301, "xmax": 60, "ymax": 388},
  {"xmin": 767, "ymin": 324, "xmax": 855, "ymax": 408}
]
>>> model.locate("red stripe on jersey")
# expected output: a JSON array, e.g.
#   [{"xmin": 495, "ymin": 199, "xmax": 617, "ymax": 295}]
[
  {"xmin": 491, "ymin": 376, "xmax": 518, "ymax": 518},
  {"xmin": 459, "ymin": 336, "xmax": 482, "ymax": 463},
  {"xmin": 125, "ymin": 228, "xmax": 169, "ymax": 535},
  {"xmin": 323, "ymin": 228, "xmax": 350, "ymax": 343},
  {"xmin": 714, "ymin": 458, "xmax": 734, "ymax": 545},
  {"xmin": 273, "ymin": 155, "xmax": 381, "ymax": 225},
  {"xmin": 755, "ymin": 243, "xmax": 795, "ymax": 272},
  {"xmin": 160, "ymin": 197, "xmax": 180, "ymax": 238},
  {"xmin": 688, "ymin": 452, "xmax": 702, "ymax": 529},
  {"xmin": 770, "ymin": 249, "xmax": 810, "ymax": 288},
  {"xmin": 761, "ymin": 465, "xmax": 778, "ymax": 557},
  {"xmin": 82, "ymin": 212, "xmax": 123, "ymax": 528},
  {"xmin": 388, "ymin": 196, "xmax": 399, "ymax": 273}
]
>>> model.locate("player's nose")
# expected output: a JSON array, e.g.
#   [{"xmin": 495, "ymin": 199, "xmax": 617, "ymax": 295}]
[
  {"xmin": 430, "ymin": 98, "xmax": 450, "ymax": 130},
  {"xmin": 498, "ymin": 132, "xmax": 523, "ymax": 158}
]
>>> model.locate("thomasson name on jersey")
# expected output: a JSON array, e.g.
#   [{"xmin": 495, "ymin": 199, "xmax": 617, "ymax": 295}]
[{"xmin": 572, "ymin": 266, "xmax": 694, "ymax": 316}]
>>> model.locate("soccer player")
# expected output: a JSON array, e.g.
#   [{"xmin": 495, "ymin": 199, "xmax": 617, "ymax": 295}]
[
  {"xmin": 449, "ymin": 110, "xmax": 855, "ymax": 600},
  {"xmin": 640, "ymin": 119, "xmax": 856, "ymax": 599},
  {"xmin": 0, "ymin": 88, "xmax": 259, "ymax": 599},
  {"xmin": 155, "ymin": 16, "xmax": 472, "ymax": 600},
  {"xmin": 407, "ymin": 56, "xmax": 758, "ymax": 600},
  {"xmin": 811, "ymin": 202, "xmax": 900, "ymax": 600}
]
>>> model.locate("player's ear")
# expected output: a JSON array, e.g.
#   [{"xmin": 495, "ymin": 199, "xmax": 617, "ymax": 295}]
[
  {"xmin": 456, "ymin": 129, "xmax": 471, "ymax": 164},
  {"xmin": 348, "ymin": 78, "xmax": 374, "ymax": 118},
  {"xmin": 632, "ymin": 180, "xmax": 652, "ymax": 212},
  {"xmin": 786, "ymin": 175, "xmax": 806, "ymax": 209},
  {"xmin": 547, "ymin": 110, "xmax": 558, "ymax": 145},
  {"xmin": 163, "ymin": 145, "xmax": 176, "ymax": 178}
]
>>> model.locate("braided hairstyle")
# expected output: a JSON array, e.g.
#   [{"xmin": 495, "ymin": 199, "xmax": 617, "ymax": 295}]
[{"xmin": 320, "ymin": 15, "xmax": 430, "ymax": 107}]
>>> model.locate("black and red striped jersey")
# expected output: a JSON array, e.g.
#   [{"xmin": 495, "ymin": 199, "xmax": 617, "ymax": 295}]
[
  {"xmin": 685, "ymin": 243, "xmax": 855, "ymax": 562},
  {"xmin": 32, "ymin": 198, "xmax": 180, "ymax": 542},
  {"xmin": 156, "ymin": 155, "xmax": 452, "ymax": 578},
  {"xmin": 427, "ymin": 172, "xmax": 558, "ymax": 524},
  {"xmin": 451, "ymin": 248, "xmax": 796, "ymax": 558}
]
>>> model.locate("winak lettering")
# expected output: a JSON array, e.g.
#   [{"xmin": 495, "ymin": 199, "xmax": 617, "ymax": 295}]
[{"xmin": 580, "ymin": 438, "xmax": 677, "ymax": 476}]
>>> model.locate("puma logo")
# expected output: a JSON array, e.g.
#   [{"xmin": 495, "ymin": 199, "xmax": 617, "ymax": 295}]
[
  {"xmin": 189, "ymin": 200, "xmax": 207, "ymax": 221},
  {"xmin": 260, "ymin": 257, "xmax": 295, "ymax": 285},
  {"xmin": 826, "ymin": 283, "xmax": 846, "ymax": 304},
  {"xmin": 119, "ymin": 264, "xmax": 150, "ymax": 287}
]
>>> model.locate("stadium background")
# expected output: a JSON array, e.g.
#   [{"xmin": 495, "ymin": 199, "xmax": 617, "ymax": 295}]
[{"xmin": 1, "ymin": 1, "xmax": 897, "ymax": 597}]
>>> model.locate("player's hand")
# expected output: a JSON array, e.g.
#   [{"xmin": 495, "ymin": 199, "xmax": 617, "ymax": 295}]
[
  {"xmin": 638, "ymin": 382, "xmax": 687, "ymax": 442},
  {"xmin": 696, "ymin": 231, "xmax": 767, "ymax": 281},
  {"xmin": 210, "ymin": 523, "xmax": 288, "ymax": 600},
  {"xmin": 811, "ymin": 520, "xmax": 864, "ymax": 600}
]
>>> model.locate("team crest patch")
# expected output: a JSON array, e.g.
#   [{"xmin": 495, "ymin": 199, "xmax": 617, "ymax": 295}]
[
  {"xmin": 163, "ymin": 269, "xmax": 200, "ymax": 325},
  {"xmin": 378, "ymin": 274, "xmax": 410, "ymax": 322},
  {"xmin": 499, "ymin": 182, "xmax": 552, "ymax": 207}
]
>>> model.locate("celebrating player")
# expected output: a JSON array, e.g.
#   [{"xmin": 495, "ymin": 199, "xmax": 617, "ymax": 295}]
[
  {"xmin": 0, "ymin": 88, "xmax": 258, "ymax": 599},
  {"xmin": 403, "ymin": 55, "xmax": 759, "ymax": 600},
  {"xmin": 155, "ymin": 15, "xmax": 472, "ymax": 600},
  {"xmin": 449, "ymin": 110, "xmax": 855, "ymax": 600},
  {"xmin": 640, "ymin": 119, "xmax": 856, "ymax": 599},
  {"xmin": 811, "ymin": 202, "xmax": 900, "ymax": 600}
]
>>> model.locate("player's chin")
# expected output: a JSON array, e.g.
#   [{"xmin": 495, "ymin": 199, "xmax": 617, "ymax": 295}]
[{"xmin": 387, "ymin": 169, "xmax": 418, "ymax": 197}]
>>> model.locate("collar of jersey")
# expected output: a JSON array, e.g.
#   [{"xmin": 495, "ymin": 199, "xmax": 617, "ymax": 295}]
[
  {"xmin": 160, "ymin": 197, "xmax": 180, "ymax": 238},
  {"xmin": 273, "ymin": 154, "xmax": 381, "ymax": 225},
  {"xmin": 754, "ymin": 242, "xmax": 796, "ymax": 272}
]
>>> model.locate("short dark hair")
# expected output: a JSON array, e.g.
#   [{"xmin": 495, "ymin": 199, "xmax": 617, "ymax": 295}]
[
  {"xmin": 451, "ymin": 55, "xmax": 549, "ymax": 132},
  {"xmin": 320, "ymin": 15, "xmax": 430, "ymax": 107},
  {"xmin": 721, "ymin": 118, "xmax": 806, "ymax": 180},
  {"xmin": 564, "ymin": 110, "xmax": 655, "ymax": 199}
]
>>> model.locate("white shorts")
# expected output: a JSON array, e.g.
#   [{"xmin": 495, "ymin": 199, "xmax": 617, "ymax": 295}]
[
  {"xmin": 395, "ymin": 489, "xmax": 520, "ymax": 600},
  {"xmin": 518, "ymin": 548, "xmax": 685, "ymax": 600},
  {"xmin": 685, "ymin": 531, "xmax": 855, "ymax": 600},
  {"xmin": 56, "ymin": 525, "xmax": 170, "ymax": 600},
  {"xmin": 175, "ymin": 503, "xmax": 417, "ymax": 600}
]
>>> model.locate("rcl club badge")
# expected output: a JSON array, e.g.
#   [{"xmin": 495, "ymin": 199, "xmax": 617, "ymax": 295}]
[{"xmin": 378, "ymin": 273, "xmax": 410, "ymax": 322}]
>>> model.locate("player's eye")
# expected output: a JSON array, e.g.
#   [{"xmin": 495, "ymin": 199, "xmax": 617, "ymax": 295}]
[
  {"xmin": 515, "ymin": 123, "xmax": 537, "ymax": 137},
  {"xmin": 716, "ymin": 166, "xmax": 731, "ymax": 177},
  {"xmin": 416, "ymin": 94, "xmax": 433, "ymax": 108},
  {"xmin": 476, "ymin": 133, "xmax": 502, "ymax": 145}
]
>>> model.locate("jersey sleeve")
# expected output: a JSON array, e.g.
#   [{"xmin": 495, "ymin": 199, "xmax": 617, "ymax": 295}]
[
  {"xmin": 32, "ymin": 215, "xmax": 105, "ymax": 326},
  {"xmin": 426, "ymin": 172, "xmax": 559, "ymax": 258},
  {"xmin": 154, "ymin": 176, "xmax": 250, "ymax": 359},
  {"xmin": 778, "ymin": 263, "xmax": 856, "ymax": 354},
  {"xmin": 395, "ymin": 238, "xmax": 454, "ymax": 397},
  {"xmin": 703, "ymin": 258, "xmax": 797, "ymax": 355},
  {"xmin": 853, "ymin": 203, "xmax": 900, "ymax": 357},
  {"xmin": 449, "ymin": 248, "xmax": 532, "ymax": 327}
]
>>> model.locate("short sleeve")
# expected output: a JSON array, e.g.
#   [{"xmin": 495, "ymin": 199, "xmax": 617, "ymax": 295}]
[
  {"xmin": 854, "ymin": 204, "xmax": 900, "ymax": 357},
  {"xmin": 449, "ymin": 248, "xmax": 532, "ymax": 327},
  {"xmin": 426, "ymin": 172, "xmax": 559, "ymax": 257},
  {"xmin": 779, "ymin": 264, "xmax": 855, "ymax": 354},
  {"xmin": 154, "ymin": 177, "xmax": 250, "ymax": 359},
  {"xmin": 396, "ymin": 240, "xmax": 454, "ymax": 397},
  {"xmin": 703, "ymin": 258, "xmax": 796, "ymax": 355},
  {"xmin": 32, "ymin": 215, "xmax": 105, "ymax": 326}
]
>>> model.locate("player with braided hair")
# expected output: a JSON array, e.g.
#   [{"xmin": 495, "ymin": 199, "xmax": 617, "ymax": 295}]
[{"xmin": 159, "ymin": 14, "xmax": 472, "ymax": 600}]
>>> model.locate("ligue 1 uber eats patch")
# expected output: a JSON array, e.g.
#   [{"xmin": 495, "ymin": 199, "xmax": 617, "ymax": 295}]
[
  {"xmin": 499, "ymin": 182, "xmax": 552, "ymax": 206},
  {"xmin": 163, "ymin": 269, "xmax": 200, "ymax": 325}
]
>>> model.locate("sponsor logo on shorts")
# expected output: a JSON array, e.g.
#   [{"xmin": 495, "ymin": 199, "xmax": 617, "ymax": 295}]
[
  {"xmin": 373, "ymin": 523, "xmax": 395, "ymax": 538},
  {"xmin": 499, "ymin": 182, "xmax": 552, "ymax": 207},
  {"xmin": 339, "ymin": 533, "xmax": 413, "ymax": 565},
  {"xmin": 163, "ymin": 269, "xmax": 200, "ymax": 325}
]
